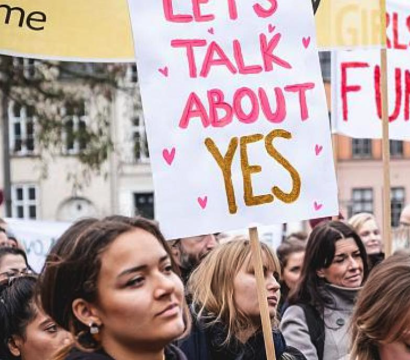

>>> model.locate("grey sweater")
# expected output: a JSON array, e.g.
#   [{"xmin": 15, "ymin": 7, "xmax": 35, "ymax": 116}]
[{"xmin": 280, "ymin": 284, "xmax": 361, "ymax": 360}]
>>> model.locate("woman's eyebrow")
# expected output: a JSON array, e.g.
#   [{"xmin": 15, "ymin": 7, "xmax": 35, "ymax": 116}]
[
  {"xmin": 118, "ymin": 265, "xmax": 147, "ymax": 278},
  {"xmin": 159, "ymin": 255, "xmax": 170, "ymax": 264},
  {"xmin": 117, "ymin": 255, "xmax": 169, "ymax": 278}
]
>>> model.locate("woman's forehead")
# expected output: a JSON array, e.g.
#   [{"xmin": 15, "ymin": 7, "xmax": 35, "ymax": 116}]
[
  {"xmin": 100, "ymin": 230, "xmax": 167, "ymax": 272},
  {"xmin": 244, "ymin": 250, "xmax": 278, "ymax": 270}
]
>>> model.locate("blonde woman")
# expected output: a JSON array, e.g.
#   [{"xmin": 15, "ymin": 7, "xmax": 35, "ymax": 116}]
[
  {"xmin": 179, "ymin": 240, "xmax": 306, "ymax": 360},
  {"xmin": 350, "ymin": 254, "xmax": 410, "ymax": 360},
  {"xmin": 348, "ymin": 213, "xmax": 384, "ymax": 270}
]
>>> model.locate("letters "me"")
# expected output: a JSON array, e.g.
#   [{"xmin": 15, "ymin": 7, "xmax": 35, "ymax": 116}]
[{"xmin": 0, "ymin": 4, "xmax": 46, "ymax": 31}]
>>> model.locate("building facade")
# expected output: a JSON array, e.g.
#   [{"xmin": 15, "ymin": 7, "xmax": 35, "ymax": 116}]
[
  {"xmin": 0, "ymin": 60, "xmax": 155, "ymax": 222},
  {"xmin": 0, "ymin": 57, "xmax": 408, "ymax": 238}
]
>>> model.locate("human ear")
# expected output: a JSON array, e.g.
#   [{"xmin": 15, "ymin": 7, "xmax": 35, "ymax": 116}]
[
  {"xmin": 8, "ymin": 336, "xmax": 22, "ymax": 357},
  {"xmin": 72, "ymin": 298, "xmax": 102, "ymax": 328}
]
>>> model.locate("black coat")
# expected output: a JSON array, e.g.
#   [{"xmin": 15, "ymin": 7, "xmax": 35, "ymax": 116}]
[
  {"xmin": 179, "ymin": 318, "xmax": 305, "ymax": 360},
  {"xmin": 65, "ymin": 345, "xmax": 187, "ymax": 360}
]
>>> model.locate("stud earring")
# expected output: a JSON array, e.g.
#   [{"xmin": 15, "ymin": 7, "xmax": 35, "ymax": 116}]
[{"xmin": 89, "ymin": 322, "xmax": 100, "ymax": 335}]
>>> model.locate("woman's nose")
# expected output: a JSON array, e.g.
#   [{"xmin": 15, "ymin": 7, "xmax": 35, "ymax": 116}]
[
  {"xmin": 154, "ymin": 273, "xmax": 177, "ymax": 298},
  {"xmin": 267, "ymin": 275, "xmax": 281, "ymax": 292},
  {"xmin": 348, "ymin": 256, "xmax": 360, "ymax": 270}
]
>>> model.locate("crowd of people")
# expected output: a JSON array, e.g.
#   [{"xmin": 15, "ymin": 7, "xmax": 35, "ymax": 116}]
[{"xmin": 0, "ymin": 207, "xmax": 409, "ymax": 360}]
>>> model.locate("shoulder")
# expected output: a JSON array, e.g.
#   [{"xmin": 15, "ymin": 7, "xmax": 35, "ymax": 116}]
[
  {"xmin": 177, "ymin": 318, "xmax": 210, "ymax": 360},
  {"xmin": 165, "ymin": 344, "xmax": 189, "ymax": 360},
  {"xmin": 281, "ymin": 304, "xmax": 307, "ymax": 322},
  {"xmin": 280, "ymin": 305, "xmax": 321, "ymax": 360},
  {"xmin": 281, "ymin": 305, "xmax": 311, "ymax": 336}
]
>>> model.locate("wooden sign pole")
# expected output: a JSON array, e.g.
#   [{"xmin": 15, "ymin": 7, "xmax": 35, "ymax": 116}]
[
  {"xmin": 249, "ymin": 227, "xmax": 276, "ymax": 360},
  {"xmin": 379, "ymin": 0, "xmax": 392, "ymax": 256}
]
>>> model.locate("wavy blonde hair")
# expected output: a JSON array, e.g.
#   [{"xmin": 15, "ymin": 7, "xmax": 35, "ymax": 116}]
[
  {"xmin": 348, "ymin": 213, "xmax": 377, "ymax": 233},
  {"xmin": 188, "ymin": 239, "xmax": 281, "ymax": 344},
  {"xmin": 350, "ymin": 254, "xmax": 410, "ymax": 360}
]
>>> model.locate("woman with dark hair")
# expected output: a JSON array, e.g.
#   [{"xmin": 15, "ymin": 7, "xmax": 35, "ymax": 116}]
[
  {"xmin": 0, "ymin": 275, "xmax": 71, "ymax": 360},
  {"xmin": 39, "ymin": 217, "xmax": 189, "ymax": 360},
  {"xmin": 276, "ymin": 238, "xmax": 306, "ymax": 314},
  {"xmin": 0, "ymin": 247, "xmax": 30, "ymax": 281},
  {"xmin": 280, "ymin": 221, "xmax": 369, "ymax": 360}
]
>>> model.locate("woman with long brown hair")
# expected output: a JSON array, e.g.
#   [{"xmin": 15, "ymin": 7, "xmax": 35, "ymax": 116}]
[
  {"xmin": 350, "ymin": 253, "xmax": 410, "ymax": 360},
  {"xmin": 39, "ymin": 217, "xmax": 189, "ymax": 360}
]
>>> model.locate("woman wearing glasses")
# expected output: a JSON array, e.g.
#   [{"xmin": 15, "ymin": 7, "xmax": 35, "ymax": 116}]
[
  {"xmin": 39, "ymin": 217, "xmax": 189, "ymax": 360},
  {"xmin": 0, "ymin": 275, "xmax": 71, "ymax": 360}
]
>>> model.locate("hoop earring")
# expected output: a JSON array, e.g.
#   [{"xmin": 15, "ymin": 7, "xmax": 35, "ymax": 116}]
[{"xmin": 89, "ymin": 322, "xmax": 100, "ymax": 335}]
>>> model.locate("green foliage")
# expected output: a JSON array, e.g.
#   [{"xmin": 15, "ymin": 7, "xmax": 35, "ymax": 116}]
[{"xmin": 0, "ymin": 56, "xmax": 136, "ymax": 181}]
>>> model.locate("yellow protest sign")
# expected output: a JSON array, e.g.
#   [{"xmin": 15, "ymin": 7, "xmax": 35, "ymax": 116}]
[
  {"xmin": 315, "ymin": 0, "xmax": 384, "ymax": 49},
  {"xmin": 0, "ymin": 0, "xmax": 383, "ymax": 61},
  {"xmin": 0, "ymin": 0, "xmax": 134, "ymax": 61}
]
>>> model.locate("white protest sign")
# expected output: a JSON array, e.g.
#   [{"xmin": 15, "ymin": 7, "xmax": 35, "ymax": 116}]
[
  {"xmin": 332, "ymin": 0, "xmax": 410, "ymax": 140},
  {"xmin": 6, "ymin": 218, "xmax": 70, "ymax": 273},
  {"xmin": 127, "ymin": 0, "xmax": 339, "ymax": 239}
]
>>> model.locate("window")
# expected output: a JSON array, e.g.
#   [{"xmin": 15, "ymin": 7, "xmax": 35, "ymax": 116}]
[
  {"xmin": 319, "ymin": 52, "xmax": 331, "ymax": 81},
  {"xmin": 13, "ymin": 57, "xmax": 37, "ymax": 79},
  {"xmin": 352, "ymin": 139, "xmax": 372, "ymax": 159},
  {"xmin": 63, "ymin": 103, "xmax": 87, "ymax": 154},
  {"xmin": 391, "ymin": 187, "xmax": 405, "ymax": 227},
  {"xmin": 131, "ymin": 111, "xmax": 149, "ymax": 163},
  {"xmin": 350, "ymin": 188, "xmax": 373, "ymax": 217},
  {"xmin": 134, "ymin": 193, "xmax": 154, "ymax": 219},
  {"xmin": 9, "ymin": 103, "xmax": 36, "ymax": 155},
  {"xmin": 11, "ymin": 185, "xmax": 38, "ymax": 220},
  {"xmin": 126, "ymin": 64, "xmax": 138, "ymax": 84},
  {"xmin": 390, "ymin": 140, "xmax": 404, "ymax": 158}
]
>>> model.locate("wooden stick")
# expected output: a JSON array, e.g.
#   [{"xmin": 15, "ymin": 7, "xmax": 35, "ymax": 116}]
[
  {"xmin": 249, "ymin": 227, "xmax": 276, "ymax": 360},
  {"xmin": 379, "ymin": 0, "xmax": 392, "ymax": 256}
]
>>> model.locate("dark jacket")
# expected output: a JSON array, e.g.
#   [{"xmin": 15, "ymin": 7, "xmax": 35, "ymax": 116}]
[
  {"xmin": 179, "ymin": 317, "xmax": 305, "ymax": 360},
  {"xmin": 65, "ymin": 345, "xmax": 187, "ymax": 360}
]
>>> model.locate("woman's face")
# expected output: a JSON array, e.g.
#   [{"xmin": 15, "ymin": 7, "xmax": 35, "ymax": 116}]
[
  {"xmin": 282, "ymin": 251, "xmax": 304, "ymax": 291},
  {"xmin": 358, "ymin": 219, "xmax": 382, "ymax": 254},
  {"xmin": 233, "ymin": 252, "xmax": 281, "ymax": 322},
  {"xmin": 379, "ymin": 334, "xmax": 410, "ymax": 360},
  {"xmin": 0, "ymin": 254, "xmax": 28, "ymax": 281},
  {"xmin": 318, "ymin": 237, "xmax": 364, "ymax": 288},
  {"xmin": 91, "ymin": 229, "xmax": 185, "ymax": 349},
  {"xmin": 11, "ymin": 306, "xmax": 71, "ymax": 360}
]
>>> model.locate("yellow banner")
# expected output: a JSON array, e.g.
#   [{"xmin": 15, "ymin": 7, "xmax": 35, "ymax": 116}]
[
  {"xmin": 315, "ymin": 0, "xmax": 384, "ymax": 49},
  {"xmin": 0, "ymin": 0, "xmax": 383, "ymax": 62},
  {"xmin": 0, "ymin": 0, "xmax": 134, "ymax": 61}
]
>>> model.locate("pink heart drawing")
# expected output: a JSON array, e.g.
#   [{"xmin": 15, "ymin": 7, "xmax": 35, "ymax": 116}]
[
  {"xmin": 268, "ymin": 24, "xmax": 276, "ymax": 33},
  {"xmin": 158, "ymin": 66, "xmax": 169, "ymax": 77},
  {"xmin": 208, "ymin": 27, "xmax": 214, "ymax": 35},
  {"xmin": 162, "ymin": 147, "xmax": 175, "ymax": 166},
  {"xmin": 198, "ymin": 196, "xmax": 208, "ymax": 209},
  {"xmin": 302, "ymin": 36, "xmax": 311, "ymax": 49},
  {"xmin": 314, "ymin": 201, "xmax": 323, "ymax": 211},
  {"xmin": 315, "ymin": 144, "xmax": 323, "ymax": 156}
]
